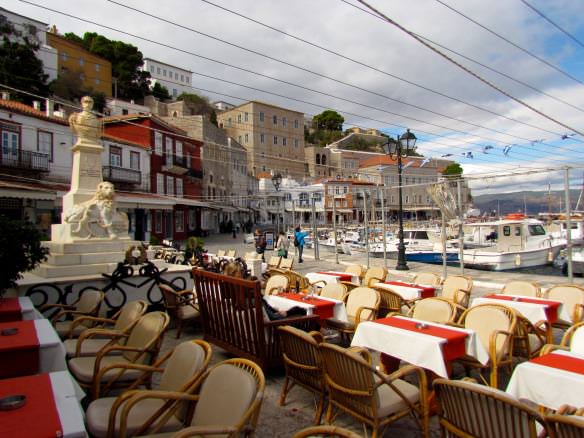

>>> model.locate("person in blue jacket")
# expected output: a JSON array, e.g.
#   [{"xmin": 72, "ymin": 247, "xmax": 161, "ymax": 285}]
[{"xmin": 294, "ymin": 226, "xmax": 310, "ymax": 263}]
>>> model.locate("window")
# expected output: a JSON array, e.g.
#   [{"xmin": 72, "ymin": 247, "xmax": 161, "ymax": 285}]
[
  {"xmin": 259, "ymin": 112, "xmax": 264, "ymax": 122},
  {"xmin": 175, "ymin": 211, "xmax": 184, "ymax": 232},
  {"xmin": 186, "ymin": 77, "xmax": 189, "ymax": 83},
  {"xmin": 273, "ymin": 115, "xmax": 277, "ymax": 125},
  {"xmin": 80, "ymin": 73, "xmax": 85, "ymax": 81},
  {"xmin": 157, "ymin": 173, "xmax": 164, "ymax": 195},
  {"xmin": 175, "ymin": 141, "xmax": 183, "ymax": 158},
  {"xmin": 294, "ymin": 139, "xmax": 299, "ymax": 148},
  {"xmin": 130, "ymin": 151, "xmax": 140, "ymax": 170},
  {"xmin": 316, "ymin": 154, "xmax": 321, "ymax": 165},
  {"xmin": 273, "ymin": 136, "xmax": 278, "ymax": 145},
  {"xmin": 228, "ymin": 117, "xmax": 232, "ymax": 127},
  {"xmin": 282, "ymin": 137, "xmax": 287, "ymax": 146},
  {"xmin": 237, "ymin": 114, "xmax": 241, "ymax": 124},
  {"xmin": 244, "ymin": 133, "xmax": 248, "ymax": 143},
  {"xmin": 163, "ymin": 69, "xmax": 167, "ymax": 77},
  {"xmin": 79, "ymin": 58, "xmax": 84, "ymax": 67},
  {"xmin": 172, "ymin": 89, "xmax": 177, "ymax": 97},
  {"xmin": 322, "ymin": 155, "xmax": 326, "ymax": 165},
  {"xmin": 260, "ymin": 134, "xmax": 265, "ymax": 144},
  {"xmin": 405, "ymin": 195, "xmax": 410, "ymax": 204},
  {"xmin": 165, "ymin": 137, "xmax": 173, "ymax": 162},
  {"xmin": 238, "ymin": 135, "xmax": 242, "ymax": 143},
  {"xmin": 181, "ymin": 74, "xmax": 184, "ymax": 81},
  {"xmin": 37, "ymin": 131, "xmax": 53, "ymax": 162},
  {"xmin": 155, "ymin": 211, "xmax": 162, "ymax": 233},
  {"xmin": 157, "ymin": 67, "xmax": 161, "ymax": 74},
  {"xmin": 109, "ymin": 146, "xmax": 122, "ymax": 167},
  {"xmin": 95, "ymin": 78, "xmax": 100, "ymax": 86},
  {"xmin": 176, "ymin": 178, "xmax": 183, "ymax": 197},
  {"xmin": 528, "ymin": 225, "xmax": 546, "ymax": 236},
  {"xmin": 175, "ymin": 72, "xmax": 178, "ymax": 80},
  {"xmin": 283, "ymin": 117, "xmax": 287, "ymax": 127},
  {"xmin": 61, "ymin": 51, "xmax": 68, "ymax": 61},
  {"xmin": 244, "ymin": 112, "xmax": 248, "ymax": 122},
  {"xmin": 96, "ymin": 63, "xmax": 101, "ymax": 72},
  {"xmin": 122, "ymin": 109, "xmax": 128, "ymax": 115},
  {"xmin": 150, "ymin": 65, "xmax": 154, "ymax": 73},
  {"xmin": 166, "ymin": 175, "xmax": 174, "ymax": 195},
  {"xmin": 294, "ymin": 119, "xmax": 299, "ymax": 128}
]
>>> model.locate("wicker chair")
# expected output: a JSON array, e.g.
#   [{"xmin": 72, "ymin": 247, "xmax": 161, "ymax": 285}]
[
  {"xmin": 226, "ymin": 249, "xmax": 236, "ymax": 258},
  {"xmin": 68, "ymin": 312, "xmax": 170, "ymax": 399},
  {"xmin": 325, "ymin": 287, "xmax": 380, "ymax": 342},
  {"xmin": 85, "ymin": 340, "xmax": 212, "ymax": 438},
  {"xmin": 156, "ymin": 359, "xmax": 265, "ymax": 438},
  {"xmin": 341, "ymin": 266, "xmax": 387, "ymax": 291},
  {"xmin": 40, "ymin": 290, "xmax": 105, "ymax": 338},
  {"xmin": 513, "ymin": 313, "xmax": 547, "ymax": 360},
  {"xmin": 541, "ymin": 321, "xmax": 584, "ymax": 356},
  {"xmin": 344, "ymin": 264, "xmax": 365, "ymax": 281},
  {"xmin": 159, "ymin": 284, "xmax": 200, "ymax": 339},
  {"xmin": 319, "ymin": 343, "xmax": 429, "ymax": 438},
  {"xmin": 372, "ymin": 285, "xmax": 410, "ymax": 316},
  {"xmin": 264, "ymin": 274, "xmax": 289, "ymax": 295},
  {"xmin": 64, "ymin": 300, "xmax": 148, "ymax": 358},
  {"xmin": 278, "ymin": 326, "xmax": 326, "ymax": 424},
  {"xmin": 408, "ymin": 297, "xmax": 458, "ymax": 324},
  {"xmin": 545, "ymin": 412, "xmax": 584, "ymax": 437},
  {"xmin": 453, "ymin": 304, "xmax": 516, "ymax": 388},
  {"xmin": 291, "ymin": 425, "xmax": 362, "ymax": 438},
  {"xmin": 413, "ymin": 272, "xmax": 442, "ymax": 287},
  {"xmin": 216, "ymin": 250, "xmax": 226, "ymax": 258},
  {"xmin": 434, "ymin": 378, "xmax": 546, "ymax": 437},
  {"xmin": 319, "ymin": 283, "xmax": 348, "ymax": 302},
  {"xmin": 501, "ymin": 280, "xmax": 541, "ymax": 298},
  {"xmin": 441, "ymin": 275, "xmax": 473, "ymax": 308},
  {"xmin": 262, "ymin": 256, "xmax": 282, "ymax": 279},
  {"xmin": 544, "ymin": 284, "xmax": 584, "ymax": 330}
]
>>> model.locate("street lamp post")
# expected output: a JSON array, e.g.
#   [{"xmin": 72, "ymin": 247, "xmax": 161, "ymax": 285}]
[
  {"xmin": 383, "ymin": 129, "xmax": 417, "ymax": 271},
  {"xmin": 272, "ymin": 173, "xmax": 282, "ymax": 235}
]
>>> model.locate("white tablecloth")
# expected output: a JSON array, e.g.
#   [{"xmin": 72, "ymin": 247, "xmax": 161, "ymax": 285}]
[
  {"xmin": 49, "ymin": 371, "xmax": 87, "ymax": 437},
  {"xmin": 34, "ymin": 319, "xmax": 68, "ymax": 373},
  {"xmin": 372, "ymin": 282, "xmax": 426, "ymax": 300},
  {"xmin": 471, "ymin": 295, "xmax": 568, "ymax": 324},
  {"xmin": 351, "ymin": 316, "xmax": 489, "ymax": 378},
  {"xmin": 265, "ymin": 294, "xmax": 348, "ymax": 322},
  {"xmin": 506, "ymin": 350, "xmax": 584, "ymax": 410},
  {"xmin": 19, "ymin": 297, "xmax": 44, "ymax": 320},
  {"xmin": 305, "ymin": 272, "xmax": 358, "ymax": 286}
]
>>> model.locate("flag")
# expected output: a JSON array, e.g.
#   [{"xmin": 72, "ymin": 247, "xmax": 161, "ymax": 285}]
[
  {"xmin": 482, "ymin": 145, "xmax": 494, "ymax": 154},
  {"xmin": 461, "ymin": 151, "xmax": 473, "ymax": 159},
  {"xmin": 401, "ymin": 161, "xmax": 414, "ymax": 170},
  {"xmin": 420, "ymin": 157, "xmax": 431, "ymax": 167},
  {"xmin": 503, "ymin": 145, "xmax": 512, "ymax": 156}
]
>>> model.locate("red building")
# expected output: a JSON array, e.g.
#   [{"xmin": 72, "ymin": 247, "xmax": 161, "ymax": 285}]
[{"xmin": 104, "ymin": 114, "xmax": 203, "ymax": 243}]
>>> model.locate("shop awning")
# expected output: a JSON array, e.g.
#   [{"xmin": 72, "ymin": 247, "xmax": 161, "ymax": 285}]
[
  {"xmin": 175, "ymin": 198, "xmax": 213, "ymax": 208},
  {"xmin": 116, "ymin": 192, "xmax": 175, "ymax": 210},
  {"xmin": 0, "ymin": 180, "xmax": 58, "ymax": 201}
]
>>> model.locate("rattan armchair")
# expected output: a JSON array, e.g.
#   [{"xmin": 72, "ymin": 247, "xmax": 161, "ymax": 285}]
[
  {"xmin": 413, "ymin": 272, "xmax": 442, "ymax": 287},
  {"xmin": 64, "ymin": 300, "xmax": 148, "ymax": 358},
  {"xmin": 540, "ymin": 321, "xmax": 584, "ymax": 356},
  {"xmin": 501, "ymin": 280, "xmax": 541, "ymax": 298},
  {"xmin": 68, "ymin": 311, "xmax": 170, "ymax": 399},
  {"xmin": 434, "ymin": 378, "xmax": 546, "ymax": 437},
  {"xmin": 341, "ymin": 266, "xmax": 387, "ymax": 291},
  {"xmin": 159, "ymin": 284, "xmax": 199, "ymax": 339},
  {"xmin": 264, "ymin": 274, "xmax": 289, "ymax": 295},
  {"xmin": 291, "ymin": 425, "xmax": 362, "ymax": 438},
  {"xmin": 441, "ymin": 275, "xmax": 473, "ymax": 308},
  {"xmin": 544, "ymin": 284, "xmax": 584, "ymax": 330},
  {"xmin": 151, "ymin": 359, "xmax": 265, "ymax": 438},
  {"xmin": 546, "ymin": 411, "xmax": 584, "ymax": 437},
  {"xmin": 408, "ymin": 297, "xmax": 458, "ymax": 324},
  {"xmin": 262, "ymin": 256, "xmax": 282, "ymax": 279},
  {"xmin": 344, "ymin": 264, "xmax": 365, "ymax": 281},
  {"xmin": 40, "ymin": 290, "xmax": 105, "ymax": 338},
  {"xmin": 319, "ymin": 343, "xmax": 429, "ymax": 438},
  {"xmin": 325, "ymin": 287, "xmax": 380, "ymax": 342},
  {"xmin": 319, "ymin": 283, "xmax": 348, "ymax": 302},
  {"xmin": 372, "ymin": 285, "xmax": 410, "ymax": 316},
  {"xmin": 226, "ymin": 249, "xmax": 236, "ymax": 258},
  {"xmin": 513, "ymin": 313, "xmax": 547, "ymax": 360},
  {"xmin": 453, "ymin": 304, "xmax": 516, "ymax": 388},
  {"xmin": 86, "ymin": 340, "xmax": 212, "ymax": 438},
  {"xmin": 278, "ymin": 326, "xmax": 326, "ymax": 424}
]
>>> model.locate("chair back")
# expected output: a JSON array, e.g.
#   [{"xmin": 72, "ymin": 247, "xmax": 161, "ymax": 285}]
[
  {"xmin": 434, "ymin": 378, "xmax": 544, "ymax": 438},
  {"xmin": 373, "ymin": 287, "xmax": 406, "ymax": 316},
  {"xmin": 278, "ymin": 326, "xmax": 324, "ymax": 393},
  {"xmin": 217, "ymin": 250, "xmax": 226, "ymax": 257},
  {"xmin": 292, "ymin": 426, "xmax": 362, "ymax": 438},
  {"xmin": 226, "ymin": 250, "xmax": 236, "ymax": 258},
  {"xmin": 344, "ymin": 264, "xmax": 365, "ymax": 280},
  {"xmin": 461, "ymin": 304, "xmax": 516, "ymax": 360},
  {"xmin": 546, "ymin": 413, "xmax": 584, "ymax": 438},
  {"xmin": 265, "ymin": 274, "xmax": 289, "ymax": 295},
  {"xmin": 113, "ymin": 300, "xmax": 148, "ymax": 332},
  {"xmin": 319, "ymin": 283, "xmax": 348, "ymax": 302},
  {"xmin": 279, "ymin": 258, "xmax": 294, "ymax": 271},
  {"xmin": 191, "ymin": 359, "xmax": 265, "ymax": 434},
  {"xmin": 414, "ymin": 272, "xmax": 442, "ymax": 287},
  {"xmin": 363, "ymin": 267, "xmax": 387, "ymax": 287},
  {"xmin": 123, "ymin": 312, "xmax": 170, "ymax": 363},
  {"xmin": 76, "ymin": 290, "xmax": 104, "ymax": 315},
  {"xmin": 569, "ymin": 324, "xmax": 584, "ymax": 355},
  {"xmin": 546, "ymin": 284, "xmax": 584, "ymax": 323},
  {"xmin": 267, "ymin": 256, "xmax": 281, "ymax": 269},
  {"xmin": 345, "ymin": 287, "xmax": 380, "ymax": 322},
  {"xmin": 442, "ymin": 275, "xmax": 473, "ymax": 307},
  {"xmin": 501, "ymin": 281, "xmax": 540, "ymax": 298},
  {"xmin": 411, "ymin": 297, "xmax": 456, "ymax": 324}
]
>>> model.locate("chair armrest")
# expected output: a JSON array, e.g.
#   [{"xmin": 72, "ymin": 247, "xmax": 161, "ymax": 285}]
[
  {"xmin": 377, "ymin": 364, "xmax": 428, "ymax": 414},
  {"xmin": 340, "ymin": 281, "xmax": 359, "ymax": 290},
  {"xmin": 39, "ymin": 303, "xmax": 74, "ymax": 312},
  {"xmin": 74, "ymin": 329, "xmax": 126, "ymax": 357},
  {"xmin": 540, "ymin": 344, "xmax": 569, "ymax": 355},
  {"xmin": 489, "ymin": 329, "xmax": 514, "ymax": 362},
  {"xmin": 93, "ymin": 360, "xmax": 163, "ymax": 399},
  {"xmin": 264, "ymin": 314, "xmax": 320, "ymax": 327},
  {"xmin": 172, "ymin": 426, "xmax": 239, "ymax": 438},
  {"xmin": 355, "ymin": 306, "xmax": 378, "ymax": 325},
  {"xmin": 310, "ymin": 280, "xmax": 327, "ymax": 289}
]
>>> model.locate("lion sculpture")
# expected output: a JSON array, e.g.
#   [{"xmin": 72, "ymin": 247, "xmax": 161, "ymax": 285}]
[{"xmin": 64, "ymin": 181, "xmax": 128, "ymax": 239}]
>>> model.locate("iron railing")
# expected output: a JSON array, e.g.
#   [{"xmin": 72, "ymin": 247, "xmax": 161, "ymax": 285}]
[
  {"xmin": 0, "ymin": 150, "xmax": 50, "ymax": 171},
  {"xmin": 102, "ymin": 166, "xmax": 141, "ymax": 184}
]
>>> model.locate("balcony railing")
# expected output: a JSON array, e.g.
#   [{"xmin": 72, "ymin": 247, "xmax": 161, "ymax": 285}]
[
  {"xmin": 102, "ymin": 166, "xmax": 141, "ymax": 184},
  {"xmin": 163, "ymin": 155, "xmax": 189, "ymax": 175},
  {"xmin": 0, "ymin": 150, "xmax": 49, "ymax": 172}
]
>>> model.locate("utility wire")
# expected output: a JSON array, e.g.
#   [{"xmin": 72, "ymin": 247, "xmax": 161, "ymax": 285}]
[{"xmin": 354, "ymin": 0, "xmax": 584, "ymax": 137}]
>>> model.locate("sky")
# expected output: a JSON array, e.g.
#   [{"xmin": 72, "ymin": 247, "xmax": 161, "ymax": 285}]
[{"xmin": 5, "ymin": 0, "xmax": 584, "ymax": 195}]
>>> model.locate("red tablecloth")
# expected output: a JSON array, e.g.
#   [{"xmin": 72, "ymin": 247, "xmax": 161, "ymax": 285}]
[
  {"xmin": 317, "ymin": 272, "xmax": 354, "ymax": 282},
  {"xmin": 0, "ymin": 298, "xmax": 22, "ymax": 323},
  {"xmin": 530, "ymin": 353, "xmax": 584, "ymax": 375},
  {"xmin": 0, "ymin": 320, "xmax": 40, "ymax": 378},
  {"xmin": 483, "ymin": 294, "xmax": 561, "ymax": 322},
  {"xmin": 279, "ymin": 293, "xmax": 335, "ymax": 319},
  {"xmin": 384, "ymin": 281, "xmax": 436, "ymax": 298},
  {"xmin": 0, "ymin": 373, "xmax": 63, "ymax": 437},
  {"xmin": 375, "ymin": 317, "xmax": 467, "ymax": 361}
]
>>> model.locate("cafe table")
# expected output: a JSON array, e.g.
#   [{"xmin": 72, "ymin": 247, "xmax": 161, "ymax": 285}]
[
  {"xmin": 265, "ymin": 293, "xmax": 348, "ymax": 322},
  {"xmin": 0, "ymin": 371, "xmax": 86, "ymax": 437},
  {"xmin": 0, "ymin": 297, "xmax": 43, "ymax": 323},
  {"xmin": 0, "ymin": 319, "xmax": 67, "ymax": 379},
  {"xmin": 506, "ymin": 350, "xmax": 584, "ymax": 410},
  {"xmin": 305, "ymin": 271, "xmax": 359, "ymax": 286},
  {"xmin": 372, "ymin": 281, "xmax": 436, "ymax": 301},
  {"xmin": 351, "ymin": 315, "xmax": 488, "ymax": 378}
]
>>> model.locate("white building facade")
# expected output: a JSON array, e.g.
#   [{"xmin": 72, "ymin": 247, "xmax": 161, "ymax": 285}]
[{"xmin": 142, "ymin": 58, "xmax": 193, "ymax": 100}]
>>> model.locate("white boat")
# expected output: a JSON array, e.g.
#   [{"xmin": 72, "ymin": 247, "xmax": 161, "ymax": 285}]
[
  {"xmin": 462, "ymin": 218, "xmax": 563, "ymax": 271},
  {"xmin": 369, "ymin": 229, "xmax": 459, "ymax": 263}
]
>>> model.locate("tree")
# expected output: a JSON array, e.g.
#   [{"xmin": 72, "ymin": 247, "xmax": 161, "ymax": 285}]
[
  {"xmin": 442, "ymin": 162, "xmax": 463, "ymax": 178},
  {"xmin": 0, "ymin": 216, "xmax": 48, "ymax": 296},
  {"xmin": 49, "ymin": 70, "xmax": 106, "ymax": 113},
  {"xmin": 177, "ymin": 92, "xmax": 217, "ymax": 125},
  {"xmin": 313, "ymin": 110, "xmax": 344, "ymax": 131},
  {"xmin": 0, "ymin": 24, "xmax": 49, "ymax": 103},
  {"xmin": 151, "ymin": 82, "xmax": 171, "ymax": 101}
]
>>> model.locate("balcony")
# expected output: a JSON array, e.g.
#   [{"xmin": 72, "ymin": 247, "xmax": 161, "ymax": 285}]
[
  {"xmin": 0, "ymin": 150, "xmax": 49, "ymax": 172},
  {"xmin": 102, "ymin": 166, "xmax": 141, "ymax": 185},
  {"xmin": 162, "ymin": 155, "xmax": 188, "ymax": 175},
  {"xmin": 186, "ymin": 168, "xmax": 203, "ymax": 179}
]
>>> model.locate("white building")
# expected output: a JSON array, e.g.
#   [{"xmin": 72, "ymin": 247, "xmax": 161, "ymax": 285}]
[
  {"xmin": 142, "ymin": 58, "xmax": 193, "ymax": 100},
  {"xmin": 212, "ymin": 101, "xmax": 235, "ymax": 112},
  {"xmin": 0, "ymin": 7, "xmax": 58, "ymax": 82},
  {"xmin": 105, "ymin": 98, "xmax": 150, "ymax": 116}
]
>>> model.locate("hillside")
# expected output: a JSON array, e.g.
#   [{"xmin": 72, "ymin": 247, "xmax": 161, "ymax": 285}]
[{"xmin": 473, "ymin": 189, "xmax": 582, "ymax": 216}]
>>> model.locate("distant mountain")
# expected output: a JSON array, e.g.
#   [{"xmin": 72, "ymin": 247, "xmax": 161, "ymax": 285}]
[{"xmin": 473, "ymin": 189, "xmax": 582, "ymax": 216}]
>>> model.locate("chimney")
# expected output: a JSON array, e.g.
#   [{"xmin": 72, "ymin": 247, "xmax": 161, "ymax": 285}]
[
  {"xmin": 33, "ymin": 101, "xmax": 41, "ymax": 111},
  {"xmin": 45, "ymin": 99, "xmax": 54, "ymax": 117},
  {"xmin": 1, "ymin": 91, "xmax": 10, "ymax": 100}
]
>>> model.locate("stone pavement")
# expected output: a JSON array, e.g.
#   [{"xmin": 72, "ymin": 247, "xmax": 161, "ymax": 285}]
[{"xmin": 160, "ymin": 233, "xmax": 578, "ymax": 437}]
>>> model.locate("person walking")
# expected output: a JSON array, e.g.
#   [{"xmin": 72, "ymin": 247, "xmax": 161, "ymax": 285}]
[
  {"xmin": 255, "ymin": 229, "xmax": 267, "ymax": 262},
  {"xmin": 276, "ymin": 231, "xmax": 289, "ymax": 258},
  {"xmin": 294, "ymin": 226, "xmax": 310, "ymax": 263}
]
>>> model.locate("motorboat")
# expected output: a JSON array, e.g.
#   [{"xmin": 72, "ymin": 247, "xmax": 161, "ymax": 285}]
[{"xmin": 462, "ymin": 218, "xmax": 563, "ymax": 271}]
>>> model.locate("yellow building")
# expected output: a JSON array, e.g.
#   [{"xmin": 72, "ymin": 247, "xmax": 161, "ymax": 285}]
[
  {"xmin": 46, "ymin": 32, "xmax": 112, "ymax": 97},
  {"xmin": 217, "ymin": 101, "xmax": 305, "ymax": 180}
]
